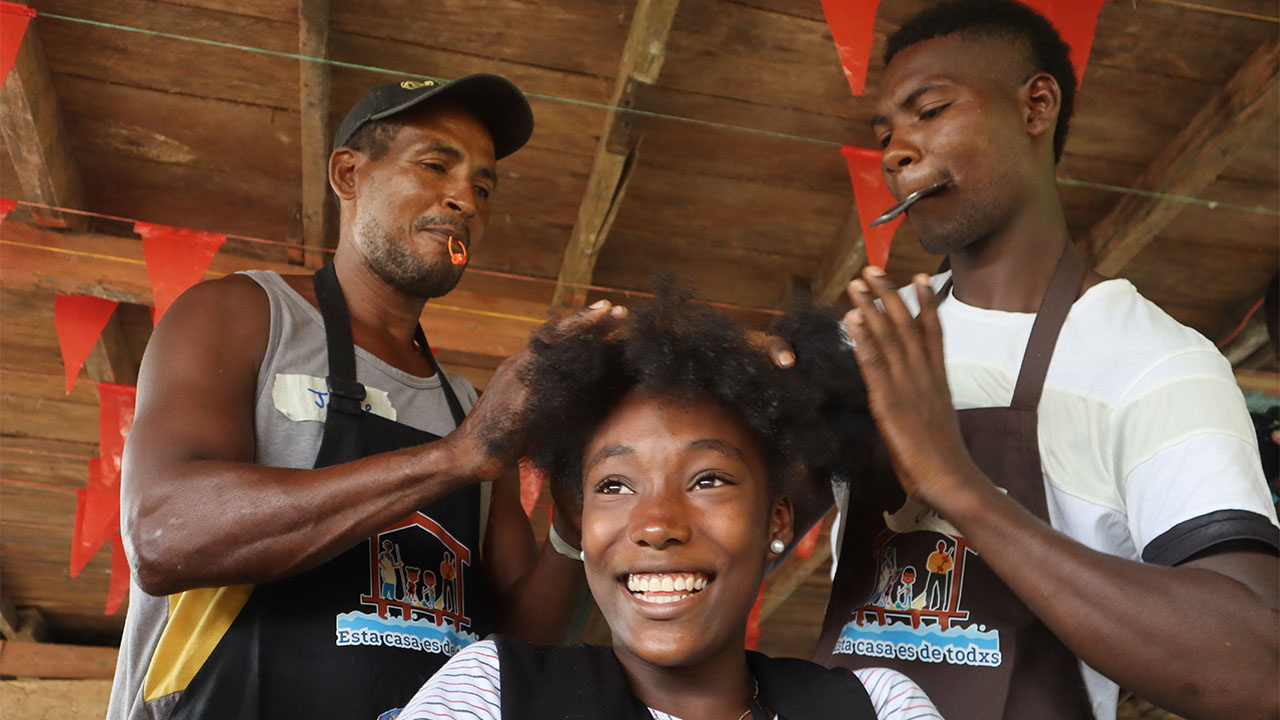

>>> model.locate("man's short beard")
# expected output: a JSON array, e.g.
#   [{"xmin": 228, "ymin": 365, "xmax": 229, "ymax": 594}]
[{"xmin": 357, "ymin": 216, "xmax": 465, "ymax": 299}]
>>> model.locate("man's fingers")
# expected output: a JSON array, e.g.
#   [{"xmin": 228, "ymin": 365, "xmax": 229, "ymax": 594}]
[
  {"xmin": 758, "ymin": 334, "xmax": 796, "ymax": 369},
  {"xmin": 556, "ymin": 299, "xmax": 629, "ymax": 334},
  {"xmin": 862, "ymin": 266, "xmax": 917, "ymax": 332},
  {"xmin": 844, "ymin": 308, "xmax": 889, "ymax": 388},
  {"xmin": 913, "ymin": 275, "xmax": 945, "ymax": 370},
  {"xmin": 847, "ymin": 277, "xmax": 907, "ymax": 374},
  {"xmin": 862, "ymin": 266, "xmax": 933, "ymax": 372}
]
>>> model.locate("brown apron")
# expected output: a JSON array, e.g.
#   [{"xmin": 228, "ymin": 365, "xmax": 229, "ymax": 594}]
[{"xmin": 815, "ymin": 245, "xmax": 1094, "ymax": 720}]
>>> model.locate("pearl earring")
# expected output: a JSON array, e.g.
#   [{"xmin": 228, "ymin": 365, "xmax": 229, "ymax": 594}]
[
  {"xmin": 769, "ymin": 539, "xmax": 785, "ymax": 554},
  {"xmin": 579, "ymin": 549, "xmax": 585, "ymax": 562}
]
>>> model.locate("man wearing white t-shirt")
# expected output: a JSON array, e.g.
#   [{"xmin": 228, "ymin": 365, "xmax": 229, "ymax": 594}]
[{"xmin": 804, "ymin": 3, "xmax": 1279, "ymax": 720}]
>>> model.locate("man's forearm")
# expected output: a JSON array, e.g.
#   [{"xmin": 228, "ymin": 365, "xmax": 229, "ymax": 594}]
[
  {"xmin": 123, "ymin": 433, "xmax": 491, "ymax": 596},
  {"xmin": 936, "ymin": 467, "xmax": 1280, "ymax": 720}
]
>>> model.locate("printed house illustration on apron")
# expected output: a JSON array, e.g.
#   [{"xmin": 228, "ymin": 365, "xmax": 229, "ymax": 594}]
[
  {"xmin": 839, "ymin": 495, "xmax": 1000, "ymax": 667},
  {"xmin": 358, "ymin": 512, "xmax": 473, "ymax": 629}
]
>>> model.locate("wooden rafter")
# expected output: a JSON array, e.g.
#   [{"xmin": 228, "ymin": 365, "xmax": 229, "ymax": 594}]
[
  {"xmin": 83, "ymin": 306, "xmax": 145, "ymax": 387},
  {"xmin": 298, "ymin": 0, "xmax": 333, "ymax": 267},
  {"xmin": 812, "ymin": 203, "xmax": 865, "ymax": 305},
  {"xmin": 1086, "ymin": 36, "xmax": 1279, "ymax": 276},
  {"xmin": 0, "ymin": 20, "xmax": 85, "ymax": 229},
  {"xmin": 0, "ymin": 594, "xmax": 47, "ymax": 642},
  {"xmin": 551, "ymin": 0, "xmax": 681, "ymax": 307},
  {"xmin": 0, "ymin": 221, "xmax": 545, "ymax": 367},
  {"xmin": 0, "ymin": 640, "xmax": 118, "ymax": 679}
]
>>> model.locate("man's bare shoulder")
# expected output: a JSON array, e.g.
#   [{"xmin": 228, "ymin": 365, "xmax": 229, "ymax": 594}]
[{"xmin": 148, "ymin": 273, "xmax": 273, "ymax": 369}]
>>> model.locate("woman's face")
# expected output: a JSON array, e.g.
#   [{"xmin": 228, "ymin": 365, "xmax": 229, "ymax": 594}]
[{"xmin": 580, "ymin": 392, "xmax": 793, "ymax": 670}]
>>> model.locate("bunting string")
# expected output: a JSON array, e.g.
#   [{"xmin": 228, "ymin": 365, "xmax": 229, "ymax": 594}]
[{"xmin": 23, "ymin": 9, "xmax": 1280, "ymax": 219}]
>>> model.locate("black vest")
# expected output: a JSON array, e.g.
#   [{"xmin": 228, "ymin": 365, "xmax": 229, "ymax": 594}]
[{"xmin": 495, "ymin": 635, "xmax": 879, "ymax": 720}]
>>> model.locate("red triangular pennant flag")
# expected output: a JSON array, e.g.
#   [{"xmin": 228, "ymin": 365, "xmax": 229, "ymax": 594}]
[
  {"xmin": 0, "ymin": 196, "xmax": 16, "ymax": 224},
  {"xmin": 518, "ymin": 459, "xmax": 545, "ymax": 518},
  {"xmin": 820, "ymin": 0, "xmax": 881, "ymax": 97},
  {"xmin": 70, "ymin": 488, "xmax": 97, "ymax": 577},
  {"xmin": 135, "ymin": 221, "xmax": 226, "ymax": 325},
  {"xmin": 81, "ymin": 457, "xmax": 120, "ymax": 555},
  {"xmin": 1019, "ymin": 0, "xmax": 1106, "ymax": 89},
  {"xmin": 841, "ymin": 145, "xmax": 902, "ymax": 270},
  {"xmin": 794, "ymin": 521, "xmax": 823, "ymax": 560},
  {"xmin": 745, "ymin": 581, "xmax": 766, "ymax": 650},
  {"xmin": 54, "ymin": 294, "xmax": 120, "ymax": 394},
  {"xmin": 97, "ymin": 381, "xmax": 137, "ymax": 492},
  {"xmin": 0, "ymin": 3, "xmax": 33, "ymax": 91},
  {"xmin": 105, "ymin": 535, "xmax": 130, "ymax": 614}
]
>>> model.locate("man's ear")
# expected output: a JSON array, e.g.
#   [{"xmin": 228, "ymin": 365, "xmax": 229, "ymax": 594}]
[
  {"xmin": 1023, "ymin": 72, "xmax": 1062, "ymax": 141},
  {"xmin": 329, "ymin": 148, "xmax": 359, "ymax": 201}
]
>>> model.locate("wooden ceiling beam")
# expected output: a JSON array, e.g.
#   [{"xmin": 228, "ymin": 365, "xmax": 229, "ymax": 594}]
[
  {"xmin": 0, "ymin": 640, "xmax": 117, "ymax": 679},
  {"xmin": 0, "ymin": 221, "xmax": 544, "ymax": 364},
  {"xmin": 0, "ymin": 595, "xmax": 48, "ymax": 642},
  {"xmin": 298, "ymin": 0, "xmax": 333, "ymax": 268},
  {"xmin": 551, "ymin": 0, "xmax": 680, "ymax": 307},
  {"xmin": 812, "ymin": 203, "xmax": 864, "ymax": 305},
  {"xmin": 1086, "ymin": 36, "xmax": 1279, "ymax": 276},
  {"xmin": 0, "ymin": 20, "xmax": 86, "ymax": 230},
  {"xmin": 82, "ymin": 304, "xmax": 148, "ymax": 387}
]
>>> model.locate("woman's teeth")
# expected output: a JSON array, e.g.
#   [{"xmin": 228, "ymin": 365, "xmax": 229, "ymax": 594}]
[{"xmin": 626, "ymin": 572, "xmax": 710, "ymax": 603}]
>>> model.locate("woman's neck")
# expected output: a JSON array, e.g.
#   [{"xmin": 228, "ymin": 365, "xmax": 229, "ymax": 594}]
[{"xmin": 614, "ymin": 642, "xmax": 757, "ymax": 719}]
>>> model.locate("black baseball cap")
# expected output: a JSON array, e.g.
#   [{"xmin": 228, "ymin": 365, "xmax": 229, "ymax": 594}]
[{"xmin": 332, "ymin": 74, "xmax": 534, "ymax": 159}]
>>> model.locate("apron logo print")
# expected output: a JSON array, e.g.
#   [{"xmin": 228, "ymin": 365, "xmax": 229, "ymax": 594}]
[
  {"xmin": 334, "ymin": 511, "xmax": 479, "ymax": 657},
  {"xmin": 834, "ymin": 497, "xmax": 1002, "ymax": 668}
]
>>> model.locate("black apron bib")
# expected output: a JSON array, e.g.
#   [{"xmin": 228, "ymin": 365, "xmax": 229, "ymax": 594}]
[
  {"xmin": 172, "ymin": 264, "xmax": 488, "ymax": 720},
  {"xmin": 815, "ymin": 245, "xmax": 1093, "ymax": 720},
  {"xmin": 495, "ymin": 636, "xmax": 879, "ymax": 720}
]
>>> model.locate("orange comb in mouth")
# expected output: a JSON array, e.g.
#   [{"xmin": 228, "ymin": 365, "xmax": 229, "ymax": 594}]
[{"xmin": 448, "ymin": 236, "xmax": 467, "ymax": 266}]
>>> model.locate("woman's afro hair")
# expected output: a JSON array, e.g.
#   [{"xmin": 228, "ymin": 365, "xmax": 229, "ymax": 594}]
[{"xmin": 516, "ymin": 277, "xmax": 877, "ymax": 504}]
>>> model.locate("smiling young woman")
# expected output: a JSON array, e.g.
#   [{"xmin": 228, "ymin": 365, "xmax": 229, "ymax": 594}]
[{"xmin": 396, "ymin": 281, "xmax": 942, "ymax": 720}]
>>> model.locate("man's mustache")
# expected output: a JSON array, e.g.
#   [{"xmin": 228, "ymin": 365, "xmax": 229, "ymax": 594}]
[{"xmin": 412, "ymin": 216, "xmax": 469, "ymax": 245}]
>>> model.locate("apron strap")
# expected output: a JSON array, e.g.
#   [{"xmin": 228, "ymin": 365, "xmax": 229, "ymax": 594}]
[
  {"xmin": 414, "ymin": 327, "xmax": 467, "ymax": 428},
  {"xmin": 313, "ymin": 263, "xmax": 467, "ymax": 427},
  {"xmin": 313, "ymin": 263, "xmax": 366, "ymax": 417},
  {"xmin": 934, "ymin": 243, "xmax": 1086, "ymax": 411},
  {"xmin": 1010, "ymin": 243, "xmax": 1085, "ymax": 410}
]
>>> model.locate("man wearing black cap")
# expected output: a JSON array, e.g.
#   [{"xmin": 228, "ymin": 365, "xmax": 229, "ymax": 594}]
[{"xmin": 108, "ymin": 75, "xmax": 611, "ymax": 720}]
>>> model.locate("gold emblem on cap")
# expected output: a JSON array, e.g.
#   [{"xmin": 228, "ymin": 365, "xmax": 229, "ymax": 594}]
[{"xmin": 399, "ymin": 79, "xmax": 436, "ymax": 90}]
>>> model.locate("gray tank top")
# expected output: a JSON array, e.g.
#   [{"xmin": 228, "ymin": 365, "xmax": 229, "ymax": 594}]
[{"xmin": 242, "ymin": 269, "xmax": 479, "ymax": 468}]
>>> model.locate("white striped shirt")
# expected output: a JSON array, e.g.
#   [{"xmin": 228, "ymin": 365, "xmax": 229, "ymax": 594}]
[{"xmin": 397, "ymin": 640, "xmax": 943, "ymax": 720}]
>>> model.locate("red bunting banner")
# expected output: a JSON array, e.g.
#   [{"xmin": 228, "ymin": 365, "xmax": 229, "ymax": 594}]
[
  {"xmin": 794, "ymin": 521, "xmax": 823, "ymax": 560},
  {"xmin": 79, "ymin": 457, "xmax": 120, "ymax": 563},
  {"xmin": 70, "ymin": 488, "xmax": 95, "ymax": 577},
  {"xmin": 0, "ymin": 2, "xmax": 34, "ymax": 91},
  {"xmin": 745, "ymin": 582, "xmax": 766, "ymax": 650},
  {"xmin": 0, "ymin": 196, "xmax": 15, "ymax": 224},
  {"xmin": 135, "ymin": 221, "xmax": 226, "ymax": 325},
  {"xmin": 98, "ymin": 382, "xmax": 137, "ymax": 494},
  {"xmin": 1020, "ymin": 0, "xmax": 1106, "ymax": 89},
  {"xmin": 518, "ymin": 459, "xmax": 544, "ymax": 518},
  {"xmin": 841, "ymin": 145, "xmax": 902, "ymax": 270},
  {"xmin": 819, "ymin": 0, "xmax": 881, "ymax": 97},
  {"xmin": 106, "ymin": 536, "xmax": 130, "ymax": 614},
  {"xmin": 54, "ymin": 294, "xmax": 120, "ymax": 394}
]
